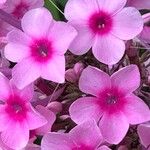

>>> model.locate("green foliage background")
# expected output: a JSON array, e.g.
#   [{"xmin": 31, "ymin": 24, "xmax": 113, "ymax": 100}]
[{"xmin": 44, "ymin": 0, "xmax": 68, "ymax": 20}]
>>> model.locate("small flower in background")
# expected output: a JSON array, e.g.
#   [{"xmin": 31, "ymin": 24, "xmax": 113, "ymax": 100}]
[
  {"xmin": 0, "ymin": 72, "xmax": 47, "ymax": 149},
  {"xmin": 41, "ymin": 120, "xmax": 110, "ymax": 150},
  {"xmin": 4, "ymin": 7, "xmax": 77, "ymax": 89},
  {"xmin": 138, "ymin": 122, "xmax": 150, "ymax": 149},
  {"xmin": 3, "ymin": 0, "xmax": 44, "ymax": 19},
  {"xmin": 65, "ymin": 0, "xmax": 143, "ymax": 65},
  {"xmin": 69, "ymin": 65, "xmax": 150, "ymax": 144}
]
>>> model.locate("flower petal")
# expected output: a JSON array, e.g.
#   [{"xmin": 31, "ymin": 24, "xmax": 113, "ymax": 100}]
[
  {"xmin": 21, "ymin": 7, "xmax": 53, "ymax": 37},
  {"xmin": 35, "ymin": 105, "xmax": 56, "ymax": 135},
  {"xmin": 12, "ymin": 57, "xmax": 41, "ymax": 89},
  {"xmin": 64, "ymin": 0, "xmax": 99, "ymax": 21},
  {"xmin": 79, "ymin": 66, "xmax": 111, "ymax": 97},
  {"xmin": 41, "ymin": 55, "xmax": 65, "ymax": 83},
  {"xmin": 126, "ymin": 0, "xmax": 150, "ymax": 10},
  {"xmin": 99, "ymin": 112, "xmax": 129, "ymax": 144},
  {"xmin": 111, "ymin": 65, "xmax": 140, "ymax": 94},
  {"xmin": 97, "ymin": 146, "xmax": 111, "ymax": 150},
  {"xmin": 26, "ymin": 104, "xmax": 47, "ymax": 130},
  {"xmin": 69, "ymin": 26, "xmax": 94, "ymax": 55},
  {"xmin": 1, "ymin": 121, "xmax": 29, "ymax": 150},
  {"xmin": 137, "ymin": 123, "xmax": 150, "ymax": 148},
  {"xmin": 70, "ymin": 120, "xmax": 102, "ymax": 148},
  {"xmin": 112, "ymin": 7, "xmax": 143, "ymax": 40},
  {"xmin": 97, "ymin": 0, "xmax": 127, "ymax": 14},
  {"xmin": 41, "ymin": 132, "xmax": 73, "ymax": 150},
  {"xmin": 48, "ymin": 21, "xmax": 77, "ymax": 55},
  {"xmin": 4, "ymin": 43, "xmax": 30, "ymax": 63},
  {"xmin": 0, "ymin": 73, "xmax": 11, "ymax": 100},
  {"xmin": 69, "ymin": 97, "xmax": 103, "ymax": 124},
  {"xmin": 7, "ymin": 29, "xmax": 32, "ymax": 45},
  {"xmin": 123, "ymin": 94, "xmax": 150, "ymax": 124},
  {"xmin": 93, "ymin": 34, "xmax": 125, "ymax": 65}
]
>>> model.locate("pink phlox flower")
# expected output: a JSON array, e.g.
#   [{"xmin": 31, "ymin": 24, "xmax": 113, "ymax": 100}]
[
  {"xmin": 0, "ymin": 72, "xmax": 47, "ymax": 149},
  {"xmin": 41, "ymin": 120, "xmax": 110, "ymax": 150},
  {"xmin": 64, "ymin": 0, "xmax": 143, "ymax": 65},
  {"xmin": 4, "ymin": 7, "xmax": 77, "ymax": 89},
  {"xmin": 69, "ymin": 65, "xmax": 150, "ymax": 144}
]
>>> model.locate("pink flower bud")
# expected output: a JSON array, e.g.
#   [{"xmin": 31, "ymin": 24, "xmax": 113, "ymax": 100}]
[
  {"xmin": 74, "ymin": 62, "xmax": 84, "ymax": 77},
  {"xmin": 65, "ymin": 68, "xmax": 77, "ymax": 83},
  {"xmin": 47, "ymin": 101, "xmax": 62, "ymax": 114}
]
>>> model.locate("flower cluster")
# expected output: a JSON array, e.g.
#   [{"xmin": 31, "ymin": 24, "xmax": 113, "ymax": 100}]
[{"xmin": 0, "ymin": 0, "xmax": 150, "ymax": 149}]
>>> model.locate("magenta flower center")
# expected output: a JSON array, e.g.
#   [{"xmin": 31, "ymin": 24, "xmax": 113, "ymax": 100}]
[
  {"xmin": 97, "ymin": 88, "xmax": 126, "ymax": 114},
  {"xmin": 5, "ymin": 95, "xmax": 28, "ymax": 121},
  {"xmin": 30, "ymin": 38, "xmax": 53, "ymax": 63},
  {"xmin": 12, "ymin": 2, "xmax": 28, "ymax": 19},
  {"xmin": 89, "ymin": 11, "xmax": 113, "ymax": 35},
  {"xmin": 106, "ymin": 93, "xmax": 118, "ymax": 105}
]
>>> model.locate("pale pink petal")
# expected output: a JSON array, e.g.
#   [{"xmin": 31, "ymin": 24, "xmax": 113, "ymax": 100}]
[
  {"xmin": 19, "ymin": 84, "xmax": 34, "ymax": 101},
  {"xmin": 21, "ymin": 7, "xmax": 53, "ymax": 37},
  {"xmin": 93, "ymin": 34, "xmax": 125, "ymax": 65},
  {"xmin": 7, "ymin": 29, "xmax": 32, "ymax": 45},
  {"xmin": 41, "ymin": 133, "xmax": 73, "ymax": 150},
  {"xmin": 1, "ymin": 121, "xmax": 29, "ymax": 150},
  {"xmin": 69, "ymin": 97, "xmax": 103, "ymax": 124},
  {"xmin": 97, "ymin": 146, "xmax": 111, "ymax": 150},
  {"xmin": 0, "ymin": 105, "xmax": 10, "ymax": 131},
  {"xmin": 4, "ymin": 43, "xmax": 30, "ymax": 62},
  {"xmin": 70, "ymin": 120, "xmax": 102, "ymax": 148},
  {"xmin": 35, "ymin": 105, "xmax": 56, "ymax": 135},
  {"xmin": 69, "ymin": 26, "xmax": 94, "ymax": 55},
  {"xmin": 112, "ymin": 7, "xmax": 143, "ymax": 40},
  {"xmin": 12, "ymin": 58, "xmax": 41, "ymax": 89},
  {"xmin": 138, "ymin": 26, "xmax": 150, "ymax": 44},
  {"xmin": 99, "ymin": 112, "xmax": 129, "ymax": 144},
  {"xmin": 97, "ymin": 0, "xmax": 127, "ymax": 14},
  {"xmin": 123, "ymin": 94, "xmax": 150, "ymax": 124},
  {"xmin": 137, "ymin": 123, "xmax": 150, "ymax": 148},
  {"xmin": 127, "ymin": 0, "xmax": 150, "ymax": 9},
  {"xmin": 26, "ymin": 105, "xmax": 47, "ymax": 130},
  {"xmin": 10, "ymin": 81, "xmax": 34, "ymax": 101},
  {"xmin": 48, "ymin": 21, "xmax": 77, "ymax": 55},
  {"xmin": 41, "ymin": 55, "xmax": 65, "ymax": 83},
  {"xmin": 0, "ymin": 73, "xmax": 11, "ymax": 100},
  {"xmin": 79, "ymin": 66, "xmax": 111, "ymax": 97},
  {"xmin": 64, "ymin": 0, "xmax": 99, "ymax": 21},
  {"xmin": 111, "ymin": 65, "xmax": 140, "ymax": 94}
]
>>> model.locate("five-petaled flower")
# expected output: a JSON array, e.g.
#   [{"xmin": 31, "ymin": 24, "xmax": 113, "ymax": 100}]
[
  {"xmin": 65, "ymin": 0, "xmax": 143, "ymax": 65},
  {"xmin": 4, "ymin": 7, "xmax": 77, "ymax": 89},
  {"xmin": 41, "ymin": 120, "xmax": 110, "ymax": 150},
  {"xmin": 69, "ymin": 65, "xmax": 150, "ymax": 144},
  {"xmin": 0, "ymin": 72, "xmax": 47, "ymax": 149}
]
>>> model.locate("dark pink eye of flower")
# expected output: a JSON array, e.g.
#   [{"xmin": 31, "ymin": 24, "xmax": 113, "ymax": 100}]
[
  {"xmin": 12, "ymin": 2, "xmax": 28, "ymax": 19},
  {"xmin": 89, "ymin": 11, "xmax": 113, "ymax": 35},
  {"xmin": 30, "ymin": 38, "xmax": 53, "ymax": 63},
  {"xmin": 98, "ymin": 88, "xmax": 126, "ymax": 114},
  {"xmin": 5, "ymin": 95, "xmax": 28, "ymax": 121}
]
